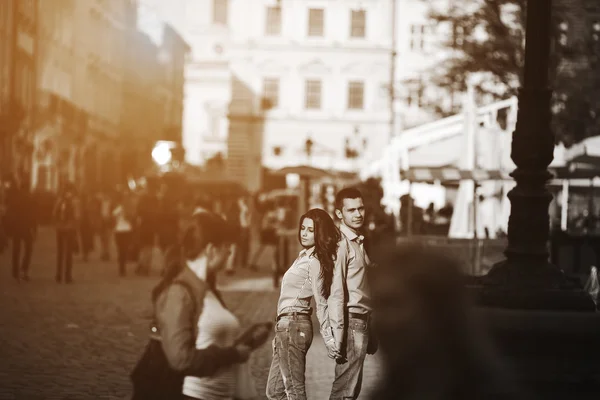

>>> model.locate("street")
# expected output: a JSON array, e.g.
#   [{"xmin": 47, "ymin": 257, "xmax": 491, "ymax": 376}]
[{"xmin": 0, "ymin": 228, "xmax": 382, "ymax": 400}]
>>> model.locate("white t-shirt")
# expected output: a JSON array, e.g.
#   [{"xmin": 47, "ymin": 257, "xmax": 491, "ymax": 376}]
[{"xmin": 182, "ymin": 291, "xmax": 241, "ymax": 400}]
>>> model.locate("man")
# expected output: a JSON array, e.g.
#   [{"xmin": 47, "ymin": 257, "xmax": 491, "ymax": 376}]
[
  {"xmin": 135, "ymin": 182, "xmax": 161, "ymax": 275},
  {"xmin": 236, "ymin": 197, "xmax": 251, "ymax": 269},
  {"xmin": 6, "ymin": 176, "xmax": 37, "ymax": 281},
  {"xmin": 54, "ymin": 183, "xmax": 79, "ymax": 283},
  {"xmin": 328, "ymin": 187, "xmax": 375, "ymax": 400}
]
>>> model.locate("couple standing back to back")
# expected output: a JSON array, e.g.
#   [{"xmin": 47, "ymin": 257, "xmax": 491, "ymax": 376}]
[{"xmin": 266, "ymin": 187, "xmax": 376, "ymax": 400}]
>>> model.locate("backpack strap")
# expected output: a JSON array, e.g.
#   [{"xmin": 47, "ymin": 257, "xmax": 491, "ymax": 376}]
[{"xmin": 171, "ymin": 280, "xmax": 198, "ymax": 319}]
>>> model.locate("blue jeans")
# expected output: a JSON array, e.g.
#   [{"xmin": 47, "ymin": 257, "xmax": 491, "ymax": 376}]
[
  {"xmin": 330, "ymin": 317, "xmax": 369, "ymax": 400},
  {"xmin": 266, "ymin": 316, "xmax": 313, "ymax": 400}
]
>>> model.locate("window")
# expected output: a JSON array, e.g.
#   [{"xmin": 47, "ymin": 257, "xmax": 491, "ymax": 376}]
[
  {"xmin": 262, "ymin": 78, "xmax": 279, "ymax": 109},
  {"xmin": 305, "ymin": 80, "xmax": 322, "ymax": 109},
  {"xmin": 265, "ymin": 6, "xmax": 282, "ymax": 36},
  {"xmin": 410, "ymin": 24, "xmax": 426, "ymax": 51},
  {"xmin": 350, "ymin": 10, "xmax": 366, "ymax": 38},
  {"xmin": 212, "ymin": 0, "xmax": 228, "ymax": 25},
  {"xmin": 405, "ymin": 79, "xmax": 423, "ymax": 108},
  {"xmin": 308, "ymin": 8, "xmax": 324, "ymax": 37},
  {"xmin": 347, "ymin": 81, "xmax": 364, "ymax": 109}
]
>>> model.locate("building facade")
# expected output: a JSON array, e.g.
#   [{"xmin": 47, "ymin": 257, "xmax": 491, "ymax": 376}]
[
  {"xmin": 71, "ymin": 0, "xmax": 130, "ymax": 192},
  {"xmin": 121, "ymin": 1, "xmax": 190, "ymax": 179},
  {"xmin": 0, "ymin": 0, "xmax": 38, "ymax": 181},
  {"xmin": 180, "ymin": 0, "xmax": 232, "ymax": 166},
  {"xmin": 21, "ymin": 0, "xmax": 189, "ymax": 192},
  {"xmin": 34, "ymin": 0, "xmax": 79, "ymax": 191},
  {"xmin": 226, "ymin": 0, "xmax": 394, "ymax": 191}
]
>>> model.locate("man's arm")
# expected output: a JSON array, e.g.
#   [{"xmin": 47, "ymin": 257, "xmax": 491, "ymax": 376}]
[
  {"xmin": 327, "ymin": 238, "xmax": 350, "ymax": 347},
  {"xmin": 156, "ymin": 285, "xmax": 242, "ymax": 377}
]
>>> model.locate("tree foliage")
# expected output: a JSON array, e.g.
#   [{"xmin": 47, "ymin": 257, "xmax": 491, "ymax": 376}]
[
  {"xmin": 425, "ymin": 0, "xmax": 526, "ymax": 100},
  {"xmin": 423, "ymin": 0, "xmax": 600, "ymax": 146}
]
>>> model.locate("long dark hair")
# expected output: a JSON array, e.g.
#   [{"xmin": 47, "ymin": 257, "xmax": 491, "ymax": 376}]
[
  {"xmin": 298, "ymin": 208, "xmax": 340, "ymax": 299},
  {"xmin": 151, "ymin": 212, "xmax": 235, "ymax": 303}
]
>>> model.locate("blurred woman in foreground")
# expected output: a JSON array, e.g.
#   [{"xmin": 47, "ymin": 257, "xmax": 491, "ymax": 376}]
[{"xmin": 132, "ymin": 212, "xmax": 270, "ymax": 399}]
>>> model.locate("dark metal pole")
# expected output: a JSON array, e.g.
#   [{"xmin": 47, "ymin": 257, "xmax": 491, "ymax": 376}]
[{"xmin": 480, "ymin": 0, "xmax": 595, "ymax": 310}]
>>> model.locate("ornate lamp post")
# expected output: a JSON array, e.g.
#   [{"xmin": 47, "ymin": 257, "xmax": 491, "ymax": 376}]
[{"xmin": 479, "ymin": 0, "xmax": 595, "ymax": 310}]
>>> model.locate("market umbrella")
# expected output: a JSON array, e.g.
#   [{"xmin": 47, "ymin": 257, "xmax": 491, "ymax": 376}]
[
  {"xmin": 564, "ymin": 136, "xmax": 600, "ymax": 166},
  {"xmin": 272, "ymin": 165, "xmax": 336, "ymax": 179}
]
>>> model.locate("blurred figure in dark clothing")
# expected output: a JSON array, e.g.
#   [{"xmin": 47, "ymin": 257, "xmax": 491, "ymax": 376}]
[
  {"xmin": 136, "ymin": 182, "xmax": 161, "ymax": 275},
  {"xmin": 193, "ymin": 195, "xmax": 212, "ymax": 215},
  {"xmin": 236, "ymin": 197, "xmax": 252, "ymax": 269},
  {"xmin": 369, "ymin": 244, "xmax": 526, "ymax": 400},
  {"xmin": 6, "ymin": 176, "xmax": 37, "ymax": 281},
  {"xmin": 400, "ymin": 195, "xmax": 425, "ymax": 235},
  {"xmin": 53, "ymin": 184, "xmax": 79, "ymax": 283},
  {"xmin": 158, "ymin": 190, "xmax": 180, "ymax": 254},
  {"xmin": 79, "ymin": 192, "xmax": 95, "ymax": 262},
  {"xmin": 112, "ymin": 191, "xmax": 136, "ymax": 276},
  {"xmin": 97, "ymin": 192, "xmax": 112, "ymax": 261},
  {"xmin": 224, "ymin": 198, "xmax": 241, "ymax": 275}
]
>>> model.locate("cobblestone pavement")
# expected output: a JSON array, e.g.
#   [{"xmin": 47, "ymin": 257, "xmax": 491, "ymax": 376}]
[{"xmin": 0, "ymin": 228, "xmax": 382, "ymax": 400}]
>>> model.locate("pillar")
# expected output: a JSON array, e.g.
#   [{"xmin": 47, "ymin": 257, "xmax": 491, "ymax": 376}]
[{"xmin": 478, "ymin": 0, "xmax": 595, "ymax": 310}]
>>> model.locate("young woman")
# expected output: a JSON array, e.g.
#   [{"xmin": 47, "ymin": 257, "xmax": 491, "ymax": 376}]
[
  {"xmin": 132, "ymin": 212, "xmax": 270, "ymax": 400},
  {"xmin": 266, "ymin": 208, "xmax": 342, "ymax": 400}
]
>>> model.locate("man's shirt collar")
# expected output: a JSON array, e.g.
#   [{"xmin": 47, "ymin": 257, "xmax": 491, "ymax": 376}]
[{"xmin": 340, "ymin": 224, "xmax": 364, "ymax": 244}]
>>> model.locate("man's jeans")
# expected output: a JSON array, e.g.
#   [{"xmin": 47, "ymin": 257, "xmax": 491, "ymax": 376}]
[
  {"xmin": 330, "ymin": 316, "xmax": 369, "ymax": 400},
  {"xmin": 266, "ymin": 316, "xmax": 313, "ymax": 400}
]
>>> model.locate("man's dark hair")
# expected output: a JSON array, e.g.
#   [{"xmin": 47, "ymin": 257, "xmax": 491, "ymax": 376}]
[{"xmin": 334, "ymin": 187, "xmax": 363, "ymax": 211}]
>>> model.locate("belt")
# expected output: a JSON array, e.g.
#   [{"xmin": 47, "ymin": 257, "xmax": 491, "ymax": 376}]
[
  {"xmin": 276, "ymin": 312, "xmax": 311, "ymax": 321},
  {"xmin": 349, "ymin": 312, "xmax": 370, "ymax": 321}
]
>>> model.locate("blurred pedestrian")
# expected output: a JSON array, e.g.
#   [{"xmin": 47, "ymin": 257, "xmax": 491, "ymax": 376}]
[
  {"xmin": 131, "ymin": 212, "xmax": 269, "ymax": 400},
  {"xmin": 369, "ymin": 244, "xmax": 527, "ymax": 400},
  {"xmin": 98, "ymin": 192, "xmax": 112, "ymax": 261},
  {"xmin": 158, "ymin": 189, "xmax": 181, "ymax": 255},
  {"xmin": 249, "ymin": 208, "xmax": 279, "ymax": 286},
  {"xmin": 5, "ymin": 176, "xmax": 37, "ymax": 281},
  {"xmin": 266, "ymin": 208, "xmax": 342, "ymax": 400},
  {"xmin": 53, "ymin": 183, "xmax": 79, "ymax": 283},
  {"xmin": 112, "ymin": 191, "xmax": 135, "ymax": 277},
  {"xmin": 79, "ymin": 192, "xmax": 95, "ymax": 262},
  {"xmin": 236, "ymin": 197, "xmax": 251, "ymax": 269},
  {"xmin": 222, "ymin": 198, "xmax": 240, "ymax": 276},
  {"xmin": 136, "ymin": 182, "xmax": 161, "ymax": 276}
]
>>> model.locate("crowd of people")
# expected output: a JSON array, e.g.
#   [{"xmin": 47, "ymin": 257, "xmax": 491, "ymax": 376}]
[
  {"xmin": 0, "ymin": 175, "xmax": 286, "ymax": 284},
  {"xmin": 1, "ymin": 175, "xmax": 525, "ymax": 399},
  {"xmin": 130, "ymin": 186, "xmax": 523, "ymax": 400}
]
